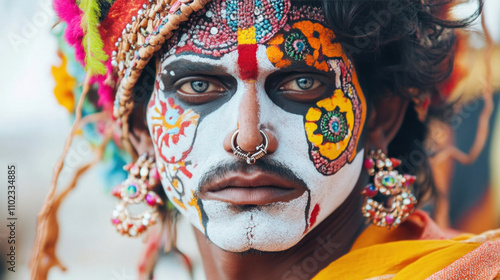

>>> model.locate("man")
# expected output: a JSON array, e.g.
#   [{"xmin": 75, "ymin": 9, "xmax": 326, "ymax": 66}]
[
  {"xmin": 34, "ymin": 0, "xmax": 499, "ymax": 279},
  {"xmin": 130, "ymin": 1, "xmax": 383, "ymax": 278}
]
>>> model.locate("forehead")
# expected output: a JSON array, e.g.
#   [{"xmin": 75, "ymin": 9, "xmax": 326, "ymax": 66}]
[{"xmin": 161, "ymin": 0, "xmax": 326, "ymax": 59}]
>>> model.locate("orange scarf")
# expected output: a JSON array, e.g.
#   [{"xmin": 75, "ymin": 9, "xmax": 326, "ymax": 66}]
[{"xmin": 313, "ymin": 210, "xmax": 500, "ymax": 280}]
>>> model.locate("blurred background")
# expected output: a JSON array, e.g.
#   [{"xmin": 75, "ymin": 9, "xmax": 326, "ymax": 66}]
[{"xmin": 0, "ymin": 0, "xmax": 499, "ymax": 279}]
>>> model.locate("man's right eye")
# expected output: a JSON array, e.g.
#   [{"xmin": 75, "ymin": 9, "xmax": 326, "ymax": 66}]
[
  {"xmin": 189, "ymin": 81, "xmax": 210, "ymax": 93},
  {"xmin": 174, "ymin": 78, "xmax": 227, "ymax": 104},
  {"xmin": 178, "ymin": 79, "xmax": 225, "ymax": 95}
]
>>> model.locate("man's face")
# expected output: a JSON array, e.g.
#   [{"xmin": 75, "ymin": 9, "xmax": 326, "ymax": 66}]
[{"xmin": 147, "ymin": 0, "xmax": 367, "ymax": 252}]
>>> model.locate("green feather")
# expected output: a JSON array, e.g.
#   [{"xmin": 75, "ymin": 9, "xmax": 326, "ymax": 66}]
[{"xmin": 78, "ymin": 0, "xmax": 110, "ymax": 76}]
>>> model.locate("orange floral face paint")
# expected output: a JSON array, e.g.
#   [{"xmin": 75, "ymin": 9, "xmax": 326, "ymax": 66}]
[{"xmin": 267, "ymin": 20, "xmax": 367, "ymax": 175}]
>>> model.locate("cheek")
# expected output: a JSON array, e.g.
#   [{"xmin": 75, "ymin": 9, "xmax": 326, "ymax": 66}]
[
  {"xmin": 257, "ymin": 95, "xmax": 364, "ymax": 233},
  {"xmin": 146, "ymin": 90, "xmax": 201, "ymax": 213},
  {"xmin": 147, "ymin": 90, "xmax": 200, "ymax": 164},
  {"xmin": 305, "ymin": 151, "xmax": 364, "ymax": 231},
  {"xmin": 305, "ymin": 78, "xmax": 363, "ymax": 175}
]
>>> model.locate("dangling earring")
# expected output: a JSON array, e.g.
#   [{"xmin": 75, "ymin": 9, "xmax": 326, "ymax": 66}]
[
  {"xmin": 361, "ymin": 149, "xmax": 417, "ymax": 229},
  {"xmin": 111, "ymin": 153, "xmax": 164, "ymax": 237}
]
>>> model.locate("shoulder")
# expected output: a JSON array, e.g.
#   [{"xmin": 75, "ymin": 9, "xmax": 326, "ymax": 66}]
[{"xmin": 312, "ymin": 210, "xmax": 500, "ymax": 280}]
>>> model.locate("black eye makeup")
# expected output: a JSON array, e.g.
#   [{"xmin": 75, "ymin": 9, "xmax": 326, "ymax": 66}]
[
  {"xmin": 157, "ymin": 59, "xmax": 239, "ymax": 107},
  {"xmin": 157, "ymin": 59, "xmax": 336, "ymax": 116}
]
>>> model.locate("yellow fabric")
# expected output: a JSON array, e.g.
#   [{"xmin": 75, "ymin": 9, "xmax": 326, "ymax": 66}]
[
  {"xmin": 393, "ymin": 242, "xmax": 479, "ymax": 279},
  {"xmin": 312, "ymin": 215, "xmax": 499, "ymax": 280},
  {"xmin": 312, "ymin": 240, "xmax": 480, "ymax": 280},
  {"xmin": 349, "ymin": 219, "xmax": 424, "ymax": 251}
]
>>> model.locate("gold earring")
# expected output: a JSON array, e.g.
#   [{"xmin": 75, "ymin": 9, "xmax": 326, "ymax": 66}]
[
  {"xmin": 361, "ymin": 150, "xmax": 417, "ymax": 229},
  {"xmin": 111, "ymin": 153, "xmax": 164, "ymax": 237}
]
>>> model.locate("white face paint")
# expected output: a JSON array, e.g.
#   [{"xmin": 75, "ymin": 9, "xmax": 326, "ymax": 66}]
[{"xmin": 146, "ymin": 1, "xmax": 367, "ymax": 252}]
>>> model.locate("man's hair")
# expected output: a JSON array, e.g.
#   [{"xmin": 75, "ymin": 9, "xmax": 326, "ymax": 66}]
[{"xmin": 314, "ymin": 0, "xmax": 482, "ymax": 204}]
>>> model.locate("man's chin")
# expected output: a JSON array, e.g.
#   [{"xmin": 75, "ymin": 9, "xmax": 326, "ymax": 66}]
[{"xmin": 200, "ymin": 192, "xmax": 310, "ymax": 252}]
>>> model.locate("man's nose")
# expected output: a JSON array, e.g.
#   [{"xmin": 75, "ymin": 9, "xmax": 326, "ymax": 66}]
[
  {"xmin": 236, "ymin": 81, "xmax": 263, "ymax": 151},
  {"xmin": 223, "ymin": 81, "xmax": 278, "ymax": 155}
]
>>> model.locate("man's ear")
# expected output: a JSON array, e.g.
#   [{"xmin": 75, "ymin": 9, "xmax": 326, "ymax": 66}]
[
  {"xmin": 365, "ymin": 95, "xmax": 409, "ymax": 153},
  {"xmin": 128, "ymin": 104, "xmax": 156, "ymax": 157}
]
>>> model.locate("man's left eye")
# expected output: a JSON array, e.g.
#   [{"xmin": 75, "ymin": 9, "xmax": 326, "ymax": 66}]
[
  {"xmin": 277, "ymin": 76, "xmax": 326, "ymax": 102},
  {"xmin": 280, "ymin": 77, "xmax": 322, "ymax": 91}
]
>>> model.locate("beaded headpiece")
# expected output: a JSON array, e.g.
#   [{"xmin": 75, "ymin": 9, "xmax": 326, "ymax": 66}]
[
  {"xmin": 31, "ymin": 1, "xmax": 212, "ymax": 279},
  {"xmin": 53, "ymin": 0, "xmax": 211, "ymax": 158}
]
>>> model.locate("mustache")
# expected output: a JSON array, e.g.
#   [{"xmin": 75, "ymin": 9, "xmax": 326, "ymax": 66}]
[{"xmin": 198, "ymin": 158, "xmax": 308, "ymax": 191}]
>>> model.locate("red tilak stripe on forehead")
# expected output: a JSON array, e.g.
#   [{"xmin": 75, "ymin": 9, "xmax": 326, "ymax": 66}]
[{"xmin": 237, "ymin": 44, "xmax": 259, "ymax": 81}]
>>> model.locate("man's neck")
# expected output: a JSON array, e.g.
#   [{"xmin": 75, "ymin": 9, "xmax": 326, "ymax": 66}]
[{"xmin": 194, "ymin": 180, "xmax": 367, "ymax": 280}]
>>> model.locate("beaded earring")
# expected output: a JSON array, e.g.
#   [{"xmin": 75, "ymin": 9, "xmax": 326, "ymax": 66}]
[
  {"xmin": 361, "ymin": 150, "xmax": 417, "ymax": 229},
  {"xmin": 111, "ymin": 153, "xmax": 164, "ymax": 237}
]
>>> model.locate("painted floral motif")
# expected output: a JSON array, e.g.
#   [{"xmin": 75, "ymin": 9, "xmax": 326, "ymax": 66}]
[
  {"xmin": 305, "ymin": 89, "xmax": 354, "ymax": 163},
  {"xmin": 267, "ymin": 20, "xmax": 366, "ymax": 175},
  {"xmin": 319, "ymin": 107, "xmax": 348, "ymax": 143},
  {"xmin": 149, "ymin": 92, "xmax": 201, "ymax": 219},
  {"xmin": 150, "ymin": 95, "xmax": 199, "ymax": 164},
  {"xmin": 284, "ymin": 32, "xmax": 311, "ymax": 61},
  {"xmin": 267, "ymin": 20, "xmax": 344, "ymax": 72},
  {"xmin": 307, "ymin": 62, "xmax": 364, "ymax": 175}
]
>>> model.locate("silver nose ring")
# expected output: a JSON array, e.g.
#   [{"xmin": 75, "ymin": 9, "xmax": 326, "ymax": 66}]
[{"xmin": 231, "ymin": 129, "xmax": 269, "ymax": 164}]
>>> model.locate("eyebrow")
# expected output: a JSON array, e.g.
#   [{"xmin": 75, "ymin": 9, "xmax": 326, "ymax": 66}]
[{"xmin": 162, "ymin": 58, "xmax": 229, "ymax": 77}]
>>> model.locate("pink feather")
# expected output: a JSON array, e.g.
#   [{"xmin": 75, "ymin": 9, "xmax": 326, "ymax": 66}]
[
  {"xmin": 90, "ymin": 61, "xmax": 116, "ymax": 111},
  {"xmin": 53, "ymin": 0, "xmax": 85, "ymax": 65},
  {"xmin": 53, "ymin": 0, "xmax": 81, "ymax": 23},
  {"xmin": 55, "ymin": 0, "xmax": 116, "ymax": 108}
]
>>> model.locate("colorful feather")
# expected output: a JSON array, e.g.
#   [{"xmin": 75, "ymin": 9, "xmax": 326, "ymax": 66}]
[
  {"xmin": 89, "ymin": 61, "xmax": 115, "ymax": 109},
  {"xmin": 78, "ymin": 0, "xmax": 111, "ymax": 76},
  {"xmin": 53, "ymin": 0, "xmax": 85, "ymax": 64},
  {"xmin": 53, "ymin": 0, "xmax": 81, "ymax": 23}
]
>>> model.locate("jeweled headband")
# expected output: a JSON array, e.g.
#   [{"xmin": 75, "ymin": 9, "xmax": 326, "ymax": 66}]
[{"xmin": 53, "ymin": 0, "xmax": 211, "ymax": 157}]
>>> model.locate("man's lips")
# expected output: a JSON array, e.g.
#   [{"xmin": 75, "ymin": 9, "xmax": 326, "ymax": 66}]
[{"xmin": 199, "ymin": 172, "xmax": 306, "ymax": 205}]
